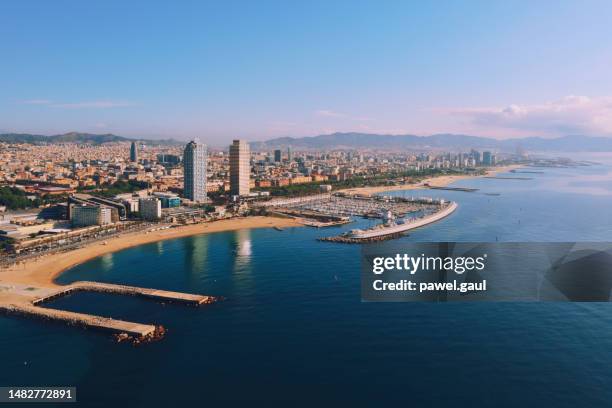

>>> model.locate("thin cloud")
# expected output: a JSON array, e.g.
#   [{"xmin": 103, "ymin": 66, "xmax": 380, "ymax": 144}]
[
  {"xmin": 19, "ymin": 99, "xmax": 134, "ymax": 109},
  {"xmin": 51, "ymin": 100, "xmax": 134, "ymax": 109},
  {"xmin": 21, "ymin": 99, "xmax": 52, "ymax": 105},
  {"xmin": 448, "ymin": 95, "xmax": 612, "ymax": 136},
  {"xmin": 314, "ymin": 109, "xmax": 374, "ymax": 122},
  {"xmin": 315, "ymin": 109, "xmax": 346, "ymax": 118}
]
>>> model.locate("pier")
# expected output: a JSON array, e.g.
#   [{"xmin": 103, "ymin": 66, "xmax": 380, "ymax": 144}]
[
  {"xmin": 0, "ymin": 281, "xmax": 219, "ymax": 341},
  {"xmin": 510, "ymin": 169, "xmax": 544, "ymax": 174},
  {"xmin": 32, "ymin": 281, "xmax": 217, "ymax": 306},
  {"xmin": 426, "ymin": 185, "xmax": 478, "ymax": 192},
  {"xmin": 0, "ymin": 303, "xmax": 157, "ymax": 337},
  {"xmin": 483, "ymin": 176, "xmax": 532, "ymax": 180}
]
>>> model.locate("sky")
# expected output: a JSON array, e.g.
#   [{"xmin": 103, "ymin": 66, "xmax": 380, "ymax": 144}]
[{"xmin": 1, "ymin": 0, "xmax": 612, "ymax": 144}]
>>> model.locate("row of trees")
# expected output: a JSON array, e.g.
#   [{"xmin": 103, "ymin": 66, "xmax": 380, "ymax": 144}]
[
  {"xmin": 0, "ymin": 186, "xmax": 41, "ymax": 210},
  {"xmin": 77, "ymin": 180, "xmax": 150, "ymax": 197},
  {"xmin": 257, "ymin": 168, "xmax": 481, "ymax": 197}
]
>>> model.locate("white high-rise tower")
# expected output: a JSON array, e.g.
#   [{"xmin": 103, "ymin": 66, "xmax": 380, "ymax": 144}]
[{"xmin": 183, "ymin": 141, "xmax": 207, "ymax": 202}]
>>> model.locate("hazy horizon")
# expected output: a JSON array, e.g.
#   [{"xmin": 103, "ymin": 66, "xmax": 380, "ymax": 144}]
[
  {"xmin": 2, "ymin": 1, "xmax": 612, "ymax": 143},
  {"xmin": 4, "ymin": 130, "xmax": 612, "ymax": 146}
]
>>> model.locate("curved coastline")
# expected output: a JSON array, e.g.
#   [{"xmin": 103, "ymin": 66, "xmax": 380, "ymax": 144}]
[
  {"xmin": 340, "ymin": 164, "xmax": 521, "ymax": 196},
  {"xmin": 0, "ymin": 165, "xmax": 517, "ymax": 293},
  {"xmin": 0, "ymin": 216, "xmax": 301, "ymax": 290}
]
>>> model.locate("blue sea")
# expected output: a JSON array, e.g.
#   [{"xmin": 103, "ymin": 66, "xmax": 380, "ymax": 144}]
[{"xmin": 2, "ymin": 153, "xmax": 612, "ymax": 407}]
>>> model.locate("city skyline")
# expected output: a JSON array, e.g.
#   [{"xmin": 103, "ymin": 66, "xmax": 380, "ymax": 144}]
[{"xmin": 2, "ymin": 1, "xmax": 612, "ymax": 142}]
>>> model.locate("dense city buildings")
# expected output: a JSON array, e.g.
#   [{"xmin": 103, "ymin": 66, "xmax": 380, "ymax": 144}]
[
  {"xmin": 0, "ymin": 136, "xmax": 523, "ymax": 258},
  {"xmin": 183, "ymin": 140, "xmax": 207, "ymax": 202},
  {"xmin": 0, "ymin": 139, "xmax": 508, "ymax": 204},
  {"xmin": 229, "ymin": 139, "xmax": 250, "ymax": 196}
]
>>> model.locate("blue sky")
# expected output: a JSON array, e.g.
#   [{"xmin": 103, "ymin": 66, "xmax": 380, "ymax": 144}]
[{"xmin": 2, "ymin": 0, "xmax": 612, "ymax": 144}]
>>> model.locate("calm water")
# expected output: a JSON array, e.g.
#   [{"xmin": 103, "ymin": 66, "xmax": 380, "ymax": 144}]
[{"xmin": 2, "ymin": 154, "xmax": 612, "ymax": 407}]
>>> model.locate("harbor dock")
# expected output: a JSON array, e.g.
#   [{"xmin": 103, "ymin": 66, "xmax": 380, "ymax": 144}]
[
  {"xmin": 0, "ymin": 281, "xmax": 219, "ymax": 341},
  {"xmin": 483, "ymin": 176, "xmax": 533, "ymax": 180},
  {"xmin": 32, "ymin": 281, "xmax": 217, "ymax": 306},
  {"xmin": 0, "ymin": 303, "xmax": 157, "ymax": 337},
  {"xmin": 426, "ymin": 185, "xmax": 479, "ymax": 192}
]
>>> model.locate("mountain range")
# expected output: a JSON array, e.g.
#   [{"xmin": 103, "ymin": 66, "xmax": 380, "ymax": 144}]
[
  {"xmin": 3, "ymin": 131, "xmax": 612, "ymax": 152},
  {"xmin": 0, "ymin": 132, "xmax": 181, "ymax": 146},
  {"xmin": 250, "ymin": 132, "xmax": 612, "ymax": 152}
]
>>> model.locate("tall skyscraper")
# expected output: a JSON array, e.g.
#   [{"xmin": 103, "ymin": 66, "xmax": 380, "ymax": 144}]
[
  {"xmin": 183, "ymin": 141, "xmax": 207, "ymax": 202},
  {"xmin": 130, "ymin": 141, "xmax": 138, "ymax": 162},
  {"xmin": 229, "ymin": 140, "xmax": 250, "ymax": 196},
  {"xmin": 482, "ymin": 151, "xmax": 492, "ymax": 166},
  {"xmin": 274, "ymin": 149, "xmax": 282, "ymax": 163},
  {"xmin": 287, "ymin": 147, "xmax": 292, "ymax": 162}
]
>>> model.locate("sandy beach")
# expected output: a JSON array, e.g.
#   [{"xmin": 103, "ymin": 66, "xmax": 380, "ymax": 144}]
[
  {"xmin": 0, "ymin": 216, "xmax": 300, "ymax": 290},
  {"xmin": 340, "ymin": 165, "xmax": 522, "ymax": 196}
]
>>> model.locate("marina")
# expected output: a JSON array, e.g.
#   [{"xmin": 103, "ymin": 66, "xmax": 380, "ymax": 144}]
[
  {"xmin": 266, "ymin": 193, "xmax": 446, "ymax": 221},
  {"xmin": 320, "ymin": 201, "xmax": 458, "ymax": 242},
  {"xmin": 263, "ymin": 192, "xmax": 456, "ymax": 242}
]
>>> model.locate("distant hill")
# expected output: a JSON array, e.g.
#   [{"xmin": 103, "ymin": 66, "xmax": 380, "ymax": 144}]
[
  {"xmin": 0, "ymin": 132, "xmax": 181, "ymax": 145},
  {"xmin": 251, "ymin": 132, "xmax": 612, "ymax": 152},
  {"xmin": 5, "ymin": 131, "xmax": 612, "ymax": 151}
]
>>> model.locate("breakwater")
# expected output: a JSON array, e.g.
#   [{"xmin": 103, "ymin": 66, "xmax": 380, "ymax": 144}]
[
  {"xmin": 0, "ymin": 281, "xmax": 219, "ymax": 341},
  {"xmin": 426, "ymin": 185, "xmax": 479, "ymax": 192},
  {"xmin": 321, "ymin": 201, "xmax": 458, "ymax": 243}
]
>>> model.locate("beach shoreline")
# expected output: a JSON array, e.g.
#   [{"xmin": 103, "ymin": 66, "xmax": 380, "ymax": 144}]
[
  {"xmin": 0, "ymin": 216, "xmax": 300, "ymax": 291},
  {"xmin": 339, "ymin": 164, "xmax": 522, "ymax": 196}
]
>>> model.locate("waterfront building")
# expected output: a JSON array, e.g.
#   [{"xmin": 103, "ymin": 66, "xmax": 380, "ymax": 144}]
[
  {"xmin": 183, "ymin": 141, "xmax": 207, "ymax": 202},
  {"xmin": 130, "ymin": 141, "xmax": 138, "ymax": 162},
  {"xmin": 122, "ymin": 198, "xmax": 140, "ymax": 214},
  {"xmin": 229, "ymin": 139, "xmax": 250, "ymax": 196},
  {"xmin": 71, "ymin": 204, "xmax": 112, "ymax": 227},
  {"xmin": 153, "ymin": 192, "xmax": 181, "ymax": 208},
  {"xmin": 139, "ymin": 197, "xmax": 162, "ymax": 220}
]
